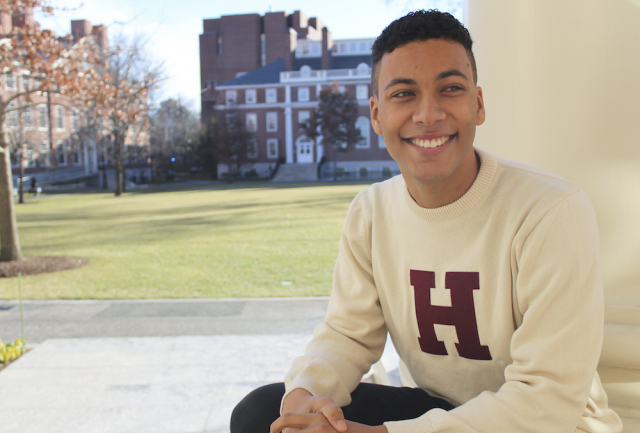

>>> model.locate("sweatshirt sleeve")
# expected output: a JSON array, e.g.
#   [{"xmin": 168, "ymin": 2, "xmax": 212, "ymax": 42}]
[
  {"xmin": 282, "ymin": 193, "xmax": 388, "ymax": 408},
  {"xmin": 385, "ymin": 190, "xmax": 609, "ymax": 433}
]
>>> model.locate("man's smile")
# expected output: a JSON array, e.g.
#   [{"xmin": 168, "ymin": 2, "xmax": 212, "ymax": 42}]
[{"xmin": 403, "ymin": 134, "xmax": 455, "ymax": 149}]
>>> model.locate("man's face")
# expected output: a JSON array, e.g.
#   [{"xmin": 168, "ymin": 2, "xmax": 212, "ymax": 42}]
[{"xmin": 370, "ymin": 39, "xmax": 485, "ymax": 193}]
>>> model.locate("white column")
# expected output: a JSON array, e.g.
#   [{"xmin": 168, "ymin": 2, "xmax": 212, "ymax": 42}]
[
  {"xmin": 466, "ymin": 0, "xmax": 640, "ymax": 426},
  {"xmin": 285, "ymin": 85, "xmax": 294, "ymax": 163}
]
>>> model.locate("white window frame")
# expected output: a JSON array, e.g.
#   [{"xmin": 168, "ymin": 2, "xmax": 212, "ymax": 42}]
[
  {"xmin": 6, "ymin": 102, "xmax": 18, "ymax": 128},
  {"xmin": 266, "ymin": 112, "xmax": 278, "ymax": 132},
  {"xmin": 72, "ymin": 112, "xmax": 79, "ymax": 131},
  {"xmin": 38, "ymin": 105, "xmax": 48, "ymax": 129},
  {"xmin": 247, "ymin": 139, "xmax": 258, "ymax": 159},
  {"xmin": 57, "ymin": 142, "xmax": 67, "ymax": 166},
  {"xmin": 267, "ymin": 139, "xmax": 278, "ymax": 159},
  {"xmin": 21, "ymin": 75, "xmax": 30, "ymax": 92},
  {"xmin": 266, "ymin": 88, "xmax": 277, "ymax": 103},
  {"xmin": 56, "ymin": 106, "xmax": 65, "ymax": 130},
  {"xmin": 225, "ymin": 90, "xmax": 237, "ymax": 105},
  {"xmin": 355, "ymin": 117, "xmax": 370, "ymax": 149},
  {"xmin": 378, "ymin": 134, "xmax": 386, "ymax": 148},
  {"xmin": 23, "ymin": 107, "xmax": 33, "ymax": 129},
  {"xmin": 298, "ymin": 111, "xmax": 310, "ymax": 129},
  {"xmin": 72, "ymin": 148, "xmax": 82, "ymax": 166},
  {"xmin": 297, "ymin": 87, "xmax": 310, "ymax": 102},
  {"xmin": 246, "ymin": 113, "xmax": 257, "ymax": 132},
  {"xmin": 5, "ymin": 74, "xmax": 15, "ymax": 90},
  {"xmin": 356, "ymin": 85, "xmax": 368, "ymax": 100},
  {"xmin": 245, "ymin": 89, "xmax": 257, "ymax": 104}
]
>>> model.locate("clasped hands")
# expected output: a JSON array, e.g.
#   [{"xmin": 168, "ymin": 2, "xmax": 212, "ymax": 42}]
[{"xmin": 270, "ymin": 388, "xmax": 389, "ymax": 433}]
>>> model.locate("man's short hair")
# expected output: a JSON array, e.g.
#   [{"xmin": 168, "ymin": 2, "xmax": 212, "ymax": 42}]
[{"xmin": 371, "ymin": 10, "xmax": 477, "ymax": 97}]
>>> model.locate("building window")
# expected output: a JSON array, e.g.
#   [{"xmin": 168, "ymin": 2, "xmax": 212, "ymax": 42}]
[
  {"xmin": 6, "ymin": 102, "xmax": 17, "ymax": 128},
  {"xmin": 266, "ymin": 88, "xmax": 277, "ymax": 103},
  {"xmin": 298, "ymin": 111, "xmax": 310, "ymax": 129},
  {"xmin": 339, "ymin": 85, "xmax": 346, "ymax": 94},
  {"xmin": 350, "ymin": 42, "xmax": 356, "ymax": 52},
  {"xmin": 300, "ymin": 65, "xmax": 311, "ymax": 78},
  {"xmin": 23, "ymin": 107, "xmax": 32, "ymax": 128},
  {"xmin": 5, "ymin": 74, "xmax": 15, "ymax": 90},
  {"xmin": 298, "ymin": 87, "xmax": 309, "ymax": 102},
  {"xmin": 217, "ymin": 36, "xmax": 222, "ymax": 55},
  {"xmin": 38, "ymin": 105, "xmax": 48, "ymax": 129},
  {"xmin": 56, "ymin": 106, "xmax": 65, "ymax": 129},
  {"xmin": 247, "ymin": 139, "xmax": 258, "ymax": 159},
  {"xmin": 359, "ymin": 42, "xmax": 366, "ymax": 52},
  {"xmin": 225, "ymin": 90, "xmax": 237, "ymax": 105},
  {"xmin": 266, "ymin": 112, "xmax": 277, "ymax": 132},
  {"xmin": 246, "ymin": 113, "xmax": 257, "ymax": 132},
  {"xmin": 359, "ymin": 167, "xmax": 368, "ymax": 178},
  {"xmin": 356, "ymin": 85, "xmax": 368, "ymax": 100},
  {"xmin": 378, "ymin": 134, "xmax": 386, "ymax": 148},
  {"xmin": 21, "ymin": 75, "xmax": 29, "ymax": 91},
  {"xmin": 57, "ymin": 142, "xmax": 67, "ymax": 166},
  {"xmin": 312, "ymin": 44, "xmax": 320, "ymax": 55},
  {"xmin": 73, "ymin": 148, "xmax": 81, "ymax": 165},
  {"xmin": 267, "ymin": 139, "xmax": 278, "ymax": 158},
  {"xmin": 246, "ymin": 89, "xmax": 257, "ymax": 104},
  {"xmin": 356, "ymin": 117, "xmax": 370, "ymax": 148},
  {"xmin": 357, "ymin": 63, "xmax": 370, "ymax": 76},
  {"xmin": 72, "ymin": 112, "xmax": 79, "ymax": 131}
]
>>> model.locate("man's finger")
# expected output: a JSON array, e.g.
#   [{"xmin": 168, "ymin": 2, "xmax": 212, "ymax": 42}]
[
  {"xmin": 311, "ymin": 398, "xmax": 347, "ymax": 433},
  {"xmin": 270, "ymin": 412, "xmax": 333, "ymax": 433}
]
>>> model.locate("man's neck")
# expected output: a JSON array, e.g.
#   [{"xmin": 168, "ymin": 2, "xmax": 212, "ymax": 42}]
[{"xmin": 406, "ymin": 151, "xmax": 481, "ymax": 209}]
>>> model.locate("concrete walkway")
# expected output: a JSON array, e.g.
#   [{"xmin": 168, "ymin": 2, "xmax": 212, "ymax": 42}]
[{"xmin": 0, "ymin": 299, "xmax": 327, "ymax": 433}]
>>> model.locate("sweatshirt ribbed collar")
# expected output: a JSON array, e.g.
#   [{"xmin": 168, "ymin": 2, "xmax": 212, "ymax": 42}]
[{"xmin": 403, "ymin": 147, "xmax": 498, "ymax": 222}]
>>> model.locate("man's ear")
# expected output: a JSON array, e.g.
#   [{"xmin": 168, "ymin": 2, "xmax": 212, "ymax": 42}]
[
  {"xmin": 476, "ymin": 86, "xmax": 485, "ymax": 126},
  {"xmin": 370, "ymin": 96, "xmax": 382, "ymax": 135}
]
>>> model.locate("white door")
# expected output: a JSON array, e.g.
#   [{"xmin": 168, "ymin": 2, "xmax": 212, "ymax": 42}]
[{"xmin": 297, "ymin": 138, "xmax": 314, "ymax": 163}]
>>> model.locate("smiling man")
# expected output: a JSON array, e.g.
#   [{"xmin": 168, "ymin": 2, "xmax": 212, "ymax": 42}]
[{"xmin": 231, "ymin": 10, "xmax": 622, "ymax": 433}]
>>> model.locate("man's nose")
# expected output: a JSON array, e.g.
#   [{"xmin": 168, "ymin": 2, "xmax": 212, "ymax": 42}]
[{"xmin": 412, "ymin": 95, "xmax": 446, "ymax": 125}]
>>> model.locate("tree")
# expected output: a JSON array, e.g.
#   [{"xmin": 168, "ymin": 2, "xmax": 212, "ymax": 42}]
[
  {"xmin": 300, "ymin": 83, "xmax": 360, "ymax": 181},
  {"xmin": 149, "ymin": 98, "xmax": 200, "ymax": 180},
  {"xmin": 91, "ymin": 34, "xmax": 159, "ymax": 196},
  {"xmin": 195, "ymin": 110, "xmax": 252, "ymax": 182},
  {"xmin": 0, "ymin": 0, "xmax": 103, "ymax": 261}
]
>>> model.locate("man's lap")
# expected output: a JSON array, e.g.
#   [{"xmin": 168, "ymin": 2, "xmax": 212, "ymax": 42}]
[{"xmin": 230, "ymin": 382, "xmax": 454, "ymax": 433}]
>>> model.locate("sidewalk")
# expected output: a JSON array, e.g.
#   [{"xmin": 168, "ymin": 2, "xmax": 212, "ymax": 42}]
[{"xmin": 0, "ymin": 298, "xmax": 326, "ymax": 433}]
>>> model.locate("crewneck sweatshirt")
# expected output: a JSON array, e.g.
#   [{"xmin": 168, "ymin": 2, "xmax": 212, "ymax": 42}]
[{"xmin": 284, "ymin": 148, "xmax": 622, "ymax": 433}]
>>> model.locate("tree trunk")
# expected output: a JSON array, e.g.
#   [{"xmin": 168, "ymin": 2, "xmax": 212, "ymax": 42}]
[
  {"xmin": 0, "ymin": 146, "xmax": 23, "ymax": 261},
  {"xmin": 18, "ymin": 148, "xmax": 24, "ymax": 204}
]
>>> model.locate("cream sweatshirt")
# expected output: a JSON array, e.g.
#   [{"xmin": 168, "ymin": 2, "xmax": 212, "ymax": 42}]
[{"xmin": 284, "ymin": 148, "xmax": 623, "ymax": 433}]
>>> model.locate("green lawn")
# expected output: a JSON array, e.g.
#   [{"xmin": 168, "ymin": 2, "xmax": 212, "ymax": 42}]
[{"xmin": 0, "ymin": 182, "xmax": 372, "ymax": 300}]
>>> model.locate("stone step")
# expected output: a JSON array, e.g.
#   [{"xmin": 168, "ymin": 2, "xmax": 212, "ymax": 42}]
[{"xmin": 271, "ymin": 163, "xmax": 318, "ymax": 182}]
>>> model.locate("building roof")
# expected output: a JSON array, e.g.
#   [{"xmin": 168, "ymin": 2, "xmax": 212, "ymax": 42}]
[
  {"xmin": 222, "ymin": 58, "xmax": 285, "ymax": 85},
  {"xmin": 330, "ymin": 55, "xmax": 371, "ymax": 69}
]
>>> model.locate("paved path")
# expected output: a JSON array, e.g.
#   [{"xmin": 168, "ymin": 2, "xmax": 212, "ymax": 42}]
[
  {"xmin": 0, "ymin": 298, "xmax": 330, "ymax": 344},
  {"xmin": 0, "ymin": 299, "xmax": 328, "ymax": 433}
]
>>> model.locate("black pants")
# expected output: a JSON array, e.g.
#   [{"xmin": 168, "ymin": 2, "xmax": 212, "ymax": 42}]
[{"xmin": 230, "ymin": 382, "xmax": 454, "ymax": 433}]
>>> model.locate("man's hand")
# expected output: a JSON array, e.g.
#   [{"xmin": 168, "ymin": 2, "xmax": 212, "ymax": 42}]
[
  {"xmin": 271, "ymin": 415, "xmax": 389, "ymax": 433},
  {"xmin": 273, "ymin": 389, "xmax": 389, "ymax": 433},
  {"xmin": 280, "ymin": 388, "xmax": 347, "ymax": 432}
]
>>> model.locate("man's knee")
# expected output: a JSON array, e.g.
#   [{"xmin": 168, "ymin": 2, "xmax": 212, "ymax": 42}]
[{"xmin": 230, "ymin": 383, "xmax": 285, "ymax": 433}]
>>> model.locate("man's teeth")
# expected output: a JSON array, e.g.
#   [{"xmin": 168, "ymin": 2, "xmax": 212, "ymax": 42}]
[{"xmin": 410, "ymin": 136, "xmax": 450, "ymax": 148}]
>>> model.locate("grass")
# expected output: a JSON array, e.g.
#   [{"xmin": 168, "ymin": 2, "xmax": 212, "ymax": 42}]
[{"xmin": 0, "ymin": 181, "xmax": 373, "ymax": 300}]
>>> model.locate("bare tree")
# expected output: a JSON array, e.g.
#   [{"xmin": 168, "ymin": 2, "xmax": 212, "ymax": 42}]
[
  {"xmin": 149, "ymin": 98, "xmax": 200, "ymax": 180},
  {"xmin": 0, "ymin": 0, "xmax": 103, "ymax": 261},
  {"xmin": 301, "ymin": 83, "xmax": 360, "ymax": 181},
  {"xmin": 90, "ymin": 34, "xmax": 159, "ymax": 196}
]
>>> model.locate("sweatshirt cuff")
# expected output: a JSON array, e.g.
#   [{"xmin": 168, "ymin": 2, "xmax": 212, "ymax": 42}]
[{"xmin": 384, "ymin": 411, "xmax": 435, "ymax": 433}]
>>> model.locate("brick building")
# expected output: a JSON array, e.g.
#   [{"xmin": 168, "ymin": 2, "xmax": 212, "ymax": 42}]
[
  {"xmin": 200, "ymin": 10, "xmax": 400, "ymax": 180},
  {"xmin": 3, "ymin": 14, "xmax": 151, "ymax": 188}
]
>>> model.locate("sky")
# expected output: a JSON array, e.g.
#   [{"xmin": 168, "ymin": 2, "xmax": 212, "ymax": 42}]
[{"xmin": 35, "ymin": 0, "xmax": 463, "ymax": 112}]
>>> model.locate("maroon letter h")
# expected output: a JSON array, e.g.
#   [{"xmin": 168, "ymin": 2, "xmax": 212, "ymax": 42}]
[{"xmin": 411, "ymin": 270, "xmax": 492, "ymax": 360}]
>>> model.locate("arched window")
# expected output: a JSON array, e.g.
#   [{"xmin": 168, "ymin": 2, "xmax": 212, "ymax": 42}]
[
  {"xmin": 300, "ymin": 65, "xmax": 311, "ymax": 78},
  {"xmin": 357, "ymin": 63, "xmax": 370, "ymax": 76},
  {"xmin": 355, "ymin": 117, "xmax": 370, "ymax": 148}
]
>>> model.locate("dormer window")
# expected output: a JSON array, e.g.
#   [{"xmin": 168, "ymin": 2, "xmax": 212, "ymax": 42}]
[{"xmin": 300, "ymin": 65, "xmax": 311, "ymax": 78}]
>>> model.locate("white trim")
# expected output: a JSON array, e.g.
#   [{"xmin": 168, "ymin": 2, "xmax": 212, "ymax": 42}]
[
  {"xmin": 266, "ymin": 138, "xmax": 279, "ymax": 159},
  {"xmin": 266, "ymin": 112, "xmax": 278, "ymax": 132},
  {"xmin": 355, "ymin": 117, "xmax": 370, "ymax": 149},
  {"xmin": 56, "ymin": 105, "xmax": 65, "ymax": 130}
]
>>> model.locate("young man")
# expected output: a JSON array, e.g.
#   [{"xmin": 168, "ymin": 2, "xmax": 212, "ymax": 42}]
[{"xmin": 232, "ymin": 10, "xmax": 623, "ymax": 433}]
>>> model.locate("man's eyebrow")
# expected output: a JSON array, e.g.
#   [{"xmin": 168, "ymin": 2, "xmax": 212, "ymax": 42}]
[
  {"xmin": 437, "ymin": 69, "xmax": 468, "ymax": 81},
  {"xmin": 384, "ymin": 78, "xmax": 418, "ymax": 91}
]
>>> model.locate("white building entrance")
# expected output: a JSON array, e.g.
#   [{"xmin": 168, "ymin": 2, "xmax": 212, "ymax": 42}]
[{"xmin": 296, "ymin": 137, "xmax": 314, "ymax": 163}]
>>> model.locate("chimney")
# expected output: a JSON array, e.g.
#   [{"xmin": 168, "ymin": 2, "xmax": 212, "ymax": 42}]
[
  {"xmin": 0, "ymin": 12, "xmax": 12, "ymax": 35},
  {"xmin": 12, "ymin": 8, "xmax": 34, "ymax": 29},
  {"xmin": 71, "ymin": 19, "xmax": 92, "ymax": 38},
  {"xmin": 92, "ymin": 25, "xmax": 108, "ymax": 50},
  {"xmin": 321, "ymin": 27, "xmax": 332, "ymax": 71},
  {"xmin": 285, "ymin": 27, "xmax": 297, "ymax": 72}
]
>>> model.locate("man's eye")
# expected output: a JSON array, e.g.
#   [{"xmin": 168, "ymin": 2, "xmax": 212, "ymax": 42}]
[
  {"xmin": 393, "ymin": 91, "xmax": 414, "ymax": 97},
  {"xmin": 443, "ymin": 85, "xmax": 463, "ymax": 92}
]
